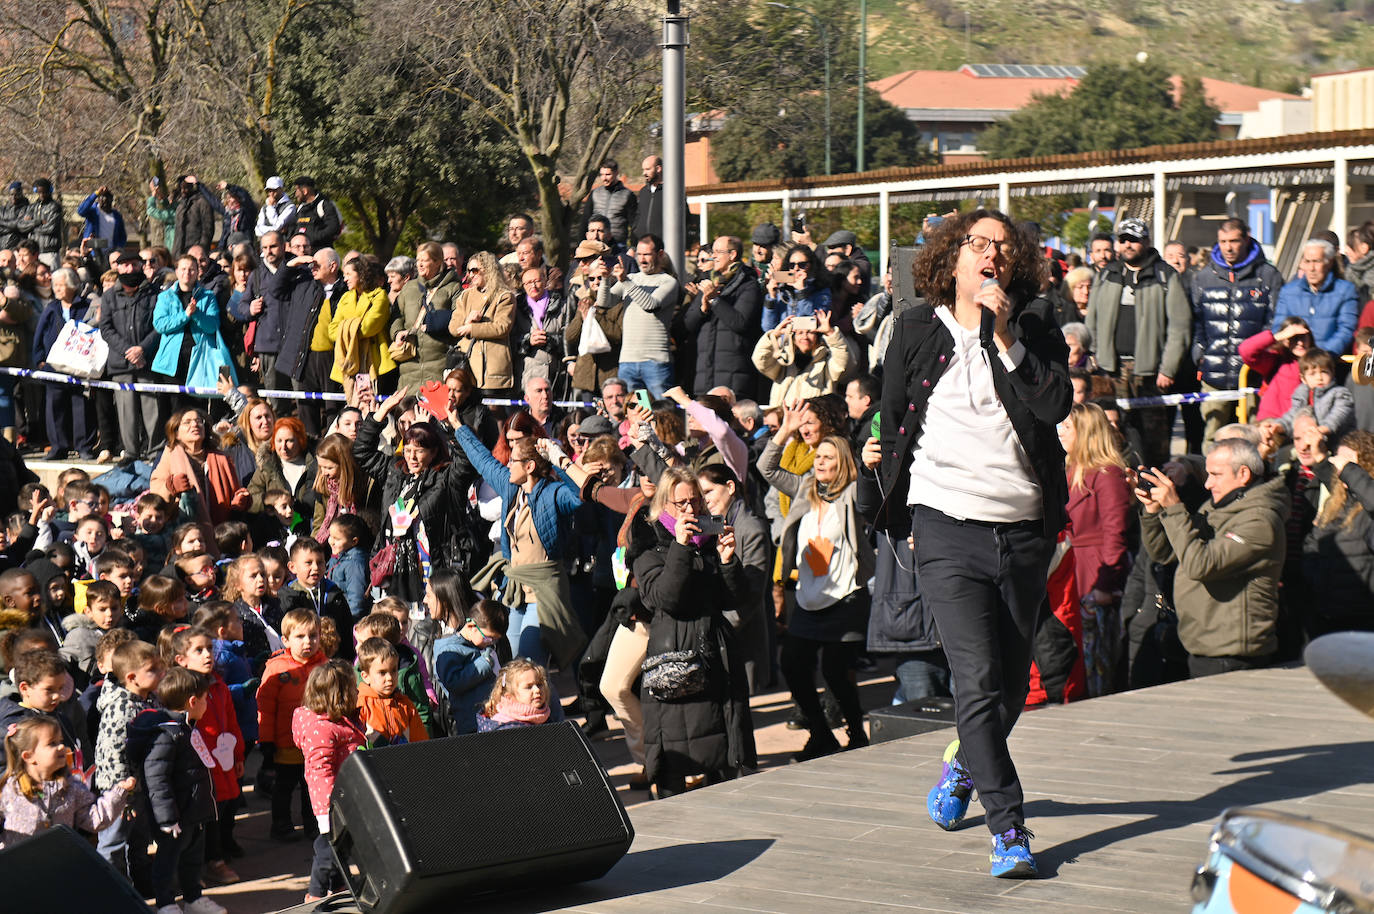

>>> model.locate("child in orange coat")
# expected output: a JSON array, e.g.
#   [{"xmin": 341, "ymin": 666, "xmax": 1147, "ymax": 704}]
[
  {"xmin": 256, "ymin": 609, "xmax": 326, "ymax": 841},
  {"xmin": 355, "ymin": 638, "xmax": 427, "ymax": 748}
]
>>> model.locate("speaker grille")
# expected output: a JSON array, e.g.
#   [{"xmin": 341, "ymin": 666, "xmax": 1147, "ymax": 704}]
[{"xmin": 358, "ymin": 723, "xmax": 628, "ymax": 875}]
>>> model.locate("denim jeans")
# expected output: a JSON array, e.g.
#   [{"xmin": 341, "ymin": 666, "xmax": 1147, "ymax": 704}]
[
  {"xmin": 617, "ymin": 360, "xmax": 673, "ymax": 400},
  {"xmin": 0, "ymin": 375, "xmax": 13, "ymax": 428},
  {"xmin": 506, "ymin": 601, "xmax": 547, "ymax": 665},
  {"xmin": 890, "ymin": 649, "xmax": 953, "ymax": 705},
  {"xmin": 97, "ymin": 790, "xmax": 153, "ymax": 894}
]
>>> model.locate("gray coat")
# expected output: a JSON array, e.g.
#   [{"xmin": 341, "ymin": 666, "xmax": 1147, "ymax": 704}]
[{"xmin": 1085, "ymin": 250, "xmax": 1192, "ymax": 378}]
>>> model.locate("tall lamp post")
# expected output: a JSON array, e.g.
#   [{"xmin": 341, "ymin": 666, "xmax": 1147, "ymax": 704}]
[
  {"xmin": 662, "ymin": 0, "xmax": 689, "ymax": 278},
  {"xmin": 769, "ymin": 1, "xmax": 830, "ymax": 176},
  {"xmin": 857, "ymin": 0, "xmax": 866, "ymax": 172}
]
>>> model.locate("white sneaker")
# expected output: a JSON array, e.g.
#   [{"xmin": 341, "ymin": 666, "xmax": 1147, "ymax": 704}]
[
  {"xmin": 184, "ymin": 899, "xmax": 227, "ymax": 914},
  {"xmin": 156, "ymin": 905, "xmax": 183, "ymax": 914}
]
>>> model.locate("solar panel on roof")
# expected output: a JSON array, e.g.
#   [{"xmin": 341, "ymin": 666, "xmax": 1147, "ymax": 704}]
[{"xmin": 965, "ymin": 63, "xmax": 1086, "ymax": 78}]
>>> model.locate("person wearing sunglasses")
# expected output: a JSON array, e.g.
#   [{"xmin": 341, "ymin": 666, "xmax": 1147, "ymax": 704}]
[
  {"xmin": 762, "ymin": 244, "xmax": 833, "ymax": 333},
  {"xmin": 871, "ymin": 208, "xmax": 1071, "ymax": 879}
]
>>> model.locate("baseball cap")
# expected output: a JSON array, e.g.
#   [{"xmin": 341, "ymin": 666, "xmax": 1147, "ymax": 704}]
[
  {"xmin": 6, "ymin": 181, "xmax": 20, "ymax": 193},
  {"xmin": 1116, "ymin": 217, "xmax": 1150, "ymax": 243},
  {"xmin": 265, "ymin": 176, "xmax": 285, "ymax": 190}
]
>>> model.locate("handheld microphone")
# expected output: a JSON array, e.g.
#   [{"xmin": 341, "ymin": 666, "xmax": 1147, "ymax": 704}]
[{"xmin": 979, "ymin": 276, "xmax": 998, "ymax": 348}]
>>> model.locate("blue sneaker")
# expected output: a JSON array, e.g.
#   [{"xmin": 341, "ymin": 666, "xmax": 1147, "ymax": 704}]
[
  {"xmin": 990, "ymin": 826, "xmax": 1038, "ymax": 878},
  {"xmin": 926, "ymin": 739, "xmax": 974, "ymax": 830}
]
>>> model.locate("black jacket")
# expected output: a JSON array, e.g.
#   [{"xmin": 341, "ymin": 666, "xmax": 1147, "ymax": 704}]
[
  {"xmin": 128, "ymin": 709, "xmax": 217, "ymax": 829},
  {"xmin": 0, "ymin": 194, "xmax": 29, "ymax": 250},
  {"xmin": 1190, "ymin": 241, "xmax": 1283, "ymax": 389},
  {"xmin": 279, "ymin": 581, "xmax": 356, "ymax": 660},
  {"xmin": 634, "ymin": 183, "xmax": 663, "ymax": 240},
  {"xmin": 98, "ymin": 280, "xmax": 160, "ymax": 374},
  {"xmin": 630, "ymin": 515, "xmax": 756, "ymax": 785},
  {"xmin": 683, "ymin": 263, "xmax": 763, "ymax": 399},
  {"xmin": 290, "ymin": 195, "xmax": 342, "ymax": 250},
  {"xmin": 1302, "ymin": 460, "xmax": 1374, "ymax": 622},
  {"xmin": 876, "ymin": 296, "xmax": 1073, "ymax": 538},
  {"xmin": 172, "ymin": 193, "xmax": 215, "ymax": 257},
  {"xmin": 275, "ymin": 273, "xmax": 327, "ymax": 380},
  {"xmin": 17, "ymin": 197, "xmax": 64, "ymax": 254}
]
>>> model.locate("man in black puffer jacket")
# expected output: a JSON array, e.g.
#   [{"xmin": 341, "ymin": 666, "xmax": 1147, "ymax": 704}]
[
  {"xmin": 1191, "ymin": 218, "xmax": 1282, "ymax": 448},
  {"xmin": 683, "ymin": 235, "xmax": 763, "ymax": 400}
]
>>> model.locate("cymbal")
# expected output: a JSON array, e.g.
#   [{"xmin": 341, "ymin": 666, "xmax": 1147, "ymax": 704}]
[{"xmin": 1306, "ymin": 632, "xmax": 1374, "ymax": 721}]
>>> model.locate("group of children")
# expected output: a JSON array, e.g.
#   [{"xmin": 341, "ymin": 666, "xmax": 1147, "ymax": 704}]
[{"xmin": 0, "ymin": 467, "xmax": 558, "ymax": 910}]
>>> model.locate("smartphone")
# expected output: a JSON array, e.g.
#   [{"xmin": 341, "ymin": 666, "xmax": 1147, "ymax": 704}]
[
  {"xmin": 697, "ymin": 514, "xmax": 727, "ymax": 536},
  {"xmin": 870, "ymin": 410, "xmax": 881, "ymax": 440},
  {"xmin": 792, "ymin": 315, "xmax": 817, "ymax": 331},
  {"xmin": 91, "ymin": 237, "xmax": 109, "ymax": 250},
  {"xmin": 925, "ymin": 215, "xmax": 945, "ymax": 229},
  {"xmin": 791, "ymin": 214, "xmax": 806, "ymax": 234},
  {"xmin": 633, "ymin": 389, "xmax": 652, "ymax": 412},
  {"xmin": 217, "ymin": 365, "xmax": 233, "ymax": 382},
  {"xmin": 353, "ymin": 373, "xmax": 375, "ymax": 406},
  {"xmin": 1137, "ymin": 467, "xmax": 1156, "ymax": 492},
  {"xmin": 419, "ymin": 379, "xmax": 449, "ymax": 422}
]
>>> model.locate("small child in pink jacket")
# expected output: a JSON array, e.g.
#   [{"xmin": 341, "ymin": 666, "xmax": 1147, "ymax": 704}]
[{"xmin": 291, "ymin": 659, "xmax": 365, "ymax": 905}]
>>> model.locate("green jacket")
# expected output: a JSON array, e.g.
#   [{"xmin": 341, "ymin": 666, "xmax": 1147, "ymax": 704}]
[
  {"xmin": 1085, "ymin": 249, "xmax": 1191, "ymax": 379},
  {"xmin": 390, "ymin": 268, "xmax": 462, "ymax": 392},
  {"xmin": 1140, "ymin": 475, "xmax": 1289, "ymax": 659},
  {"xmin": 146, "ymin": 194, "xmax": 176, "ymax": 250}
]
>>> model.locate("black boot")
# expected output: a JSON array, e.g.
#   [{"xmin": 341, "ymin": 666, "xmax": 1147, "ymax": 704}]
[{"xmin": 793, "ymin": 728, "xmax": 842, "ymax": 763}]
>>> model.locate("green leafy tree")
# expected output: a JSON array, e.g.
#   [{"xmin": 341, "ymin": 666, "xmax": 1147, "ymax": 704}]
[
  {"xmin": 273, "ymin": 19, "xmax": 526, "ymax": 258},
  {"xmin": 712, "ymin": 88, "xmax": 930, "ymax": 182},
  {"xmin": 980, "ymin": 62, "xmax": 1221, "ymax": 160}
]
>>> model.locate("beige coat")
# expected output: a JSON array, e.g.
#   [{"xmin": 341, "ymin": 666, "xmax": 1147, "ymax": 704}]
[
  {"xmin": 448, "ymin": 285, "xmax": 516, "ymax": 390},
  {"xmin": 751, "ymin": 326, "xmax": 850, "ymax": 406}
]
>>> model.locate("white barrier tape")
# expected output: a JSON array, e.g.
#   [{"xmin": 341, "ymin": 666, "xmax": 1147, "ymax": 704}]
[
  {"xmin": 0, "ymin": 366, "xmax": 594, "ymax": 408},
  {"xmin": 1116, "ymin": 388, "xmax": 1257, "ymax": 410}
]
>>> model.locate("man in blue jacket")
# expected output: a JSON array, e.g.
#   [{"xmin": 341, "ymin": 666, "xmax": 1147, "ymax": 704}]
[
  {"xmin": 1273, "ymin": 238, "xmax": 1359, "ymax": 356},
  {"xmin": 76, "ymin": 186, "xmax": 127, "ymax": 263},
  {"xmin": 1191, "ymin": 218, "xmax": 1283, "ymax": 448}
]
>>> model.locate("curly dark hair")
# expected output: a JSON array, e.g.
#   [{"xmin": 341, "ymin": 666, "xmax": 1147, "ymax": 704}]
[{"xmin": 911, "ymin": 209, "xmax": 1046, "ymax": 308}]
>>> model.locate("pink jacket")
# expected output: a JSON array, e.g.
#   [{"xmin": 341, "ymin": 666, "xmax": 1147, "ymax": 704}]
[
  {"xmin": 1239, "ymin": 330, "xmax": 1302, "ymax": 421},
  {"xmin": 291, "ymin": 706, "xmax": 365, "ymax": 816}
]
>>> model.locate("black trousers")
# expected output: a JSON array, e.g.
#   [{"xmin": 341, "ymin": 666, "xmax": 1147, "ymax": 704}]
[
  {"xmin": 1187, "ymin": 653, "xmax": 1271, "ymax": 679},
  {"xmin": 780, "ymin": 635, "xmax": 862, "ymax": 736},
  {"xmin": 271, "ymin": 761, "xmax": 314, "ymax": 834},
  {"xmin": 911, "ymin": 505, "xmax": 1054, "ymax": 835}
]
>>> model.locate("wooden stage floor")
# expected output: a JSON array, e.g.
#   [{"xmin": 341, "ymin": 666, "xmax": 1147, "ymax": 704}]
[{"xmin": 472, "ymin": 665, "xmax": 1374, "ymax": 913}]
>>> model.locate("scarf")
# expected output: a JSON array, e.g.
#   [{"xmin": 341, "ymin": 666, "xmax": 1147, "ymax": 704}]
[
  {"xmin": 312, "ymin": 477, "xmax": 354, "ymax": 542},
  {"xmin": 712, "ymin": 261, "xmax": 741, "ymax": 285},
  {"xmin": 491, "ymin": 695, "xmax": 550, "ymax": 725},
  {"xmin": 527, "ymin": 292, "xmax": 550, "ymax": 329}
]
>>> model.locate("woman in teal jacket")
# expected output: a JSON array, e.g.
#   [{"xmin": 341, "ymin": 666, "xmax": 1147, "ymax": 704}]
[{"xmin": 152, "ymin": 253, "xmax": 236, "ymax": 399}]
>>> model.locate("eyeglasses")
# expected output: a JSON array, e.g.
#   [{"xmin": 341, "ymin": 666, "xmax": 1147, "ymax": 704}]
[
  {"xmin": 668, "ymin": 496, "xmax": 701, "ymax": 510},
  {"xmin": 961, "ymin": 234, "xmax": 1015, "ymax": 258},
  {"xmin": 787, "ymin": 260, "xmax": 811, "ymax": 269},
  {"xmin": 466, "ymin": 266, "xmax": 480, "ymax": 274},
  {"xmin": 464, "ymin": 618, "xmax": 489, "ymax": 638},
  {"xmin": 1118, "ymin": 234, "xmax": 1143, "ymax": 245},
  {"xmin": 568, "ymin": 434, "xmax": 589, "ymax": 445}
]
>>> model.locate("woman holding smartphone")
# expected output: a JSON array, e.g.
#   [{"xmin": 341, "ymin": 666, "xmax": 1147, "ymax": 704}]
[{"xmin": 758, "ymin": 401, "xmax": 873, "ymax": 760}]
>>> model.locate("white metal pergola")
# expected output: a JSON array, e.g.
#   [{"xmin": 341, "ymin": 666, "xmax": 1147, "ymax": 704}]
[{"xmin": 687, "ymin": 133, "xmax": 1374, "ymax": 275}]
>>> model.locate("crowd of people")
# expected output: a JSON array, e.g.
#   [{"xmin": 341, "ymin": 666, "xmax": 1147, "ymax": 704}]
[{"xmin": 0, "ymin": 158, "xmax": 1373, "ymax": 898}]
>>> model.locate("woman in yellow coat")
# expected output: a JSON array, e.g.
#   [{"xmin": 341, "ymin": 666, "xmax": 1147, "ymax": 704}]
[{"xmin": 329, "ymin": 253, "xmax": 396, "ymax": 398}]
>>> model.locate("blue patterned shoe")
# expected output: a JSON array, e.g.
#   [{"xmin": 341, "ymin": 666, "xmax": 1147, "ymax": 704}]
[
  {"xmin": 926, "ymin": 739, "xmax": 974, "ymax": 830},
  {"xmin": 990, "ymin": 825, "xmax": 1038, "ymax": 878}
]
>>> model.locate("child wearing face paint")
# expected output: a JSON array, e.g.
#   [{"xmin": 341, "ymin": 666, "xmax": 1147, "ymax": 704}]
[
  {"xmin": 163, "ymin": 624, "xmax": 243, "ymax": 884},
  {"xmin": 432, "ymin": 599, "xmax": 510, "ymax": 735}
]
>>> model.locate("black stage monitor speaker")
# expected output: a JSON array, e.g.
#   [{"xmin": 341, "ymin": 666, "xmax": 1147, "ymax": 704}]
[
  {"xmin": 330, "ymin": 720, "xmax": 634, "ymax": 914},
  {"xmin": 0, "ymin": 824, "xmax": 151, "ymax": 912},
  {"xmin": 868, "ymin": 696, "xmax": 958, "ymax": 744}
]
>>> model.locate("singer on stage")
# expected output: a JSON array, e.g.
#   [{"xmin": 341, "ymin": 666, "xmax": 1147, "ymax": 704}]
[{"xmin": 875, "ymin": 210, "xmax": 1072, "ymax": 878}]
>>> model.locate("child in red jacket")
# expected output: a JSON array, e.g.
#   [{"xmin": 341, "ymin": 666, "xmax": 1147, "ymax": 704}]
[
  {"xmin": 292, "ymin": 660, "xmax": 365, "ymax": 904},
  {"xmin": 256, "ymin": 609, "xmax": 325, "ymax": 841},
  {"xmin": 163, "ymin": 624, "xmax": 245, "ymax": 884}
]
